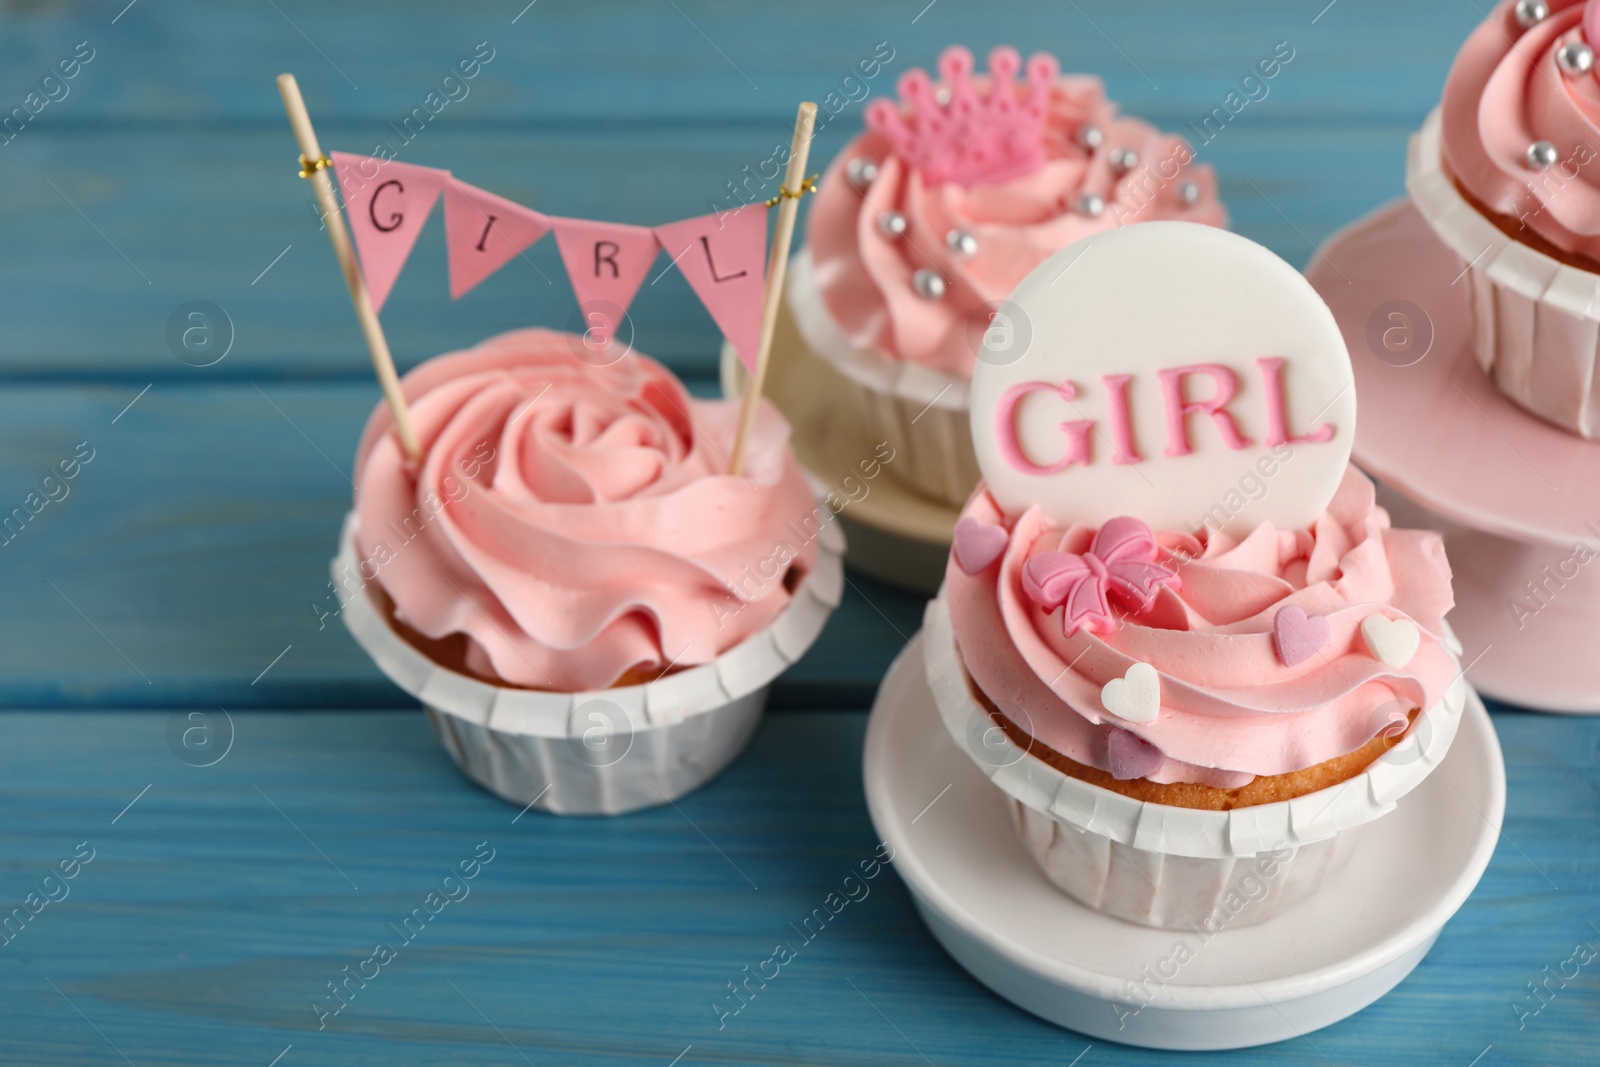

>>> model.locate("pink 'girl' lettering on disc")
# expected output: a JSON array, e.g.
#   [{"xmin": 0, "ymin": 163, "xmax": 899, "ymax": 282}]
[
  {"xmin": 968, "ymin": 222, "xmax": 1355, "ymax": 536},
  {"xmin": 995, "ymin": 357, "xmax": 1337, "ymax": 474}
]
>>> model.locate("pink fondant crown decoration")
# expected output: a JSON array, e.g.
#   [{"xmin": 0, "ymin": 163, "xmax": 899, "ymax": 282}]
[
  {"xmin": 864, "ymin": 45, "xmax": 1060, "ymax": 188},
  {"xmin": 1021, "ymin": 516, "xmax": 1179, "ymax": 637}
]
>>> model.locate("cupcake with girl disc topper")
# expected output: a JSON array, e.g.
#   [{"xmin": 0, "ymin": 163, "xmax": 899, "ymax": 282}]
[
  {"xmin": 723, "ymin": 44, "xmax": 1225, "ymax": 593},
  {"xmin": 863, "ymin": 222, "xmax": 1504, "ymax": 1048},
  {"xmin": 1307, "ymin": 0, "xmax": 1600, "ymax": 713},
  {"xmin": 277, "ymin": 80, "xmax": 843, "ymax": 814}
]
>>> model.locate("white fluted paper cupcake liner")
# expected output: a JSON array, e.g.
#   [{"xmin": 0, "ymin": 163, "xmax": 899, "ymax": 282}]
[
  {"xmin": 921, "ymin": 592, "xmax": 1467, "ymax": 928},
  {"xmin": 334, "ymin": 511, "xmax": 844, "ymax": 815},
  {"xmin": 787, "ymin": 249, "xmax": 979, "ymax": 507},
  {"xmin": 1408, "ymin": 107, "xmax": 1600, "ymax": 437},
  {"xmin": 1008, "ymin": 800, "xmax": 1354, "ymax": 930}
]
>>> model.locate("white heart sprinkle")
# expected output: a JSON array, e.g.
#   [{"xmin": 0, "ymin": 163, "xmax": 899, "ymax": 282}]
[
  {"xmin": 1101, "ymin": 661, "xmax": 1161, "ymax": 723},
  {"xmin": 1361, "ymin": 614, "xmax": 1420, "ymax": 668}
]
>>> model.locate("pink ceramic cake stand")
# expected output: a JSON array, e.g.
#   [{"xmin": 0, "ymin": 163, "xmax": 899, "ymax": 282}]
[{"xmin": 1308, "ymin": 199, "xmax": 1600, "ymax": 713}]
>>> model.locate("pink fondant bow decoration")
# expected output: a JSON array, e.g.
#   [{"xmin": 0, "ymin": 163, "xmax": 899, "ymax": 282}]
[{"xmin": 1021, "ymin": 517, "xmax": 1180, "ymax": 636}]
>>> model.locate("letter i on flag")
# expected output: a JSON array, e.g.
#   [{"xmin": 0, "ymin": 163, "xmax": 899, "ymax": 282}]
[
  {"xmin": 550, "ymin": 218, "xmax": 660, "ymax": 351},
  {"xmin": 442, "ymin": 179, "xmax": 552, "ymax": 299},
  {"xmin": 330, "ymin": 153, "xmax": 450, "ymax": 314},
  {"xmin": 654, "ymin": 204, "xmax": 768, "ymax": 374}
]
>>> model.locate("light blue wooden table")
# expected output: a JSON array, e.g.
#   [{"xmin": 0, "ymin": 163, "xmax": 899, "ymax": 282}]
[{"xmin": 1, "ymin": 2, "xmax": 1594, "ymax": 1064}]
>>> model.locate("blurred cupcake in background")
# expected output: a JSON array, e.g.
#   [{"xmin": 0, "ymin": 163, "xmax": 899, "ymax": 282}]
[
  {"xmin": 1411, "ymin": 0, "xmax": 1600, "ymax": 435},
  {"xmin": 791, "ymin": 44, "xmax": 1226, "ymax": 506},
  {"xmin": 336, "ymin": 329, "xmax": 842, "ymax": 815}
]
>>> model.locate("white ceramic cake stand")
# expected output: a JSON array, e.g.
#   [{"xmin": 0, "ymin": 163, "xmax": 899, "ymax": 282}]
[
  {"xmin": 863, "ymin": 635, "xmax": 1503, "ymax": 1051},
  {"xmin": 1308, "ymin": 199, "xmax": 1600, "ymax": 713}
]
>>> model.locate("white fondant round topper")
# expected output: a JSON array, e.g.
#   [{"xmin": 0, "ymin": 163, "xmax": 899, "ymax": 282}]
[{"xmin": 970, "ymin": 222, "xmax": 1355, "ymax": 537}]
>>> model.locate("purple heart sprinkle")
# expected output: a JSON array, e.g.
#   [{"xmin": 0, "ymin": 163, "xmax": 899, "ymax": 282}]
[
  {"xmin": 1273, "ymin": 605, "xmax": 1330, "ymax": 667},
  {"xmin": 1106, "ymin": 728, "xmax": 1164, "ymax": 781},
  {"xmin": 953, "ymin": 516, "xmax": 1008, "ymax": 575}
]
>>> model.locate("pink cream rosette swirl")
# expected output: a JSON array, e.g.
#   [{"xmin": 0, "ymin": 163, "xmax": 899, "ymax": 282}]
[
  {"xmin": 1442, "ymin": 0, "xmax": 1600, "ymax": 262},
  {"xmin": 353, "ymin": 329, "xmax": 819, "ymax": 693},
  {"xmin": 946, "ymin": 468, "xmax": 1457, "ymax": 787},
  {"xmin": 808, "ymin": 50, "xmax": 1226, "ymax": 378}
]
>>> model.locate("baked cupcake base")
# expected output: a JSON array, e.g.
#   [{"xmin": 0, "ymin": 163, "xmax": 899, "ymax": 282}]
[
  {"xmin": 335, "ymin": 512, "xmax": 844, "ymax": 815},
  {"xmin": 979, "ymin": 686, "xmax": 1416, "ymax": 811}
]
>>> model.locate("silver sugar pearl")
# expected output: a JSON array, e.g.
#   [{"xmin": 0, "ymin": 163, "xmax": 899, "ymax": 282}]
[
  {"xmin": 911, "ymin": 268, "xmax": 947, "ymax": 300},
  {"xmin": 1177, "ymin": 180, "xmax": 1201, "ymax": 206},
  {"xmin": 1075, "ymin": 124, "xmax": 1104, "ymax": 150},
  {"xmin": 1558, "ymin": 41, "xmax": 1594, "ymax": 76},
  {"xmin": 945, "ymin": 229, "xmax": 979, "ymax": 258},
  {"xmin": 1109, "ymin": 148, "xmax": 1139, "ymax": 174},
  {"xmin": 1526, "ymin": 140, "xmax": 1560, "ymax": 169},
  {"xmin": 846, "ymin": 157, "xmax": 880, "ymax": 187},
  {"xmin": 1514, "ymin": 0, "xmax": 1549, "ymax": 28},
  {"xmin": 877, "ymin": 211, "xmax": 909, "ymax": 238},
  {"xmin": 934, "ymin": 86, "xmax": 953, "ymax": 107},
  {"xmin": 1076, "ymin": 193, "xmax": 1106, "ymax": 217}
]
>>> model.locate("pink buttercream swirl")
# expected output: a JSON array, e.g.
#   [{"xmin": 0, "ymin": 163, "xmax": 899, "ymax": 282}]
[
  {"xmin": 946, "ymin": 468, "xmax": 1457, "ymax": 786},
  {"xmin": 353, "ymin": 329, "xmax": 819, "ymax": 693},
  {"xmin": 808, "ymin": 70, "xmax": 1226, "ymax": 376},
  {"xmin": 1441, "ymin": 0, "xmax": 1600, "ymax": 262}
]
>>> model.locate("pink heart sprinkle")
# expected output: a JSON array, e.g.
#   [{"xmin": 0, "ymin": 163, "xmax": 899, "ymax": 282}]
[
  {"xmin": 1106, "ymin": 728, "xmax": 1164, "ymax": 781},
  {"xmin": 1273, "ymin": 605, "xmax": 1331, "ymax": 667},
  {"xmin": 953, "ymin": 516, "xmax": 1008, "ymax": 575}
]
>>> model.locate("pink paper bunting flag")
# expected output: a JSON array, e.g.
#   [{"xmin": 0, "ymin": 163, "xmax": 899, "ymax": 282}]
[
  {"xmin": 550, "ymin": 218, "xmax": 659, "ymax": 346},
  {"xmin": 654, "ymin": 205, "xmax": 768, "ymax": 373},
  {"xmin": 441, "ymin": 179, "xmax": 553, "ymax": 299},
  {"xmin": 330, "ymin": 153, "xmax": 449, "ymax": 315}
]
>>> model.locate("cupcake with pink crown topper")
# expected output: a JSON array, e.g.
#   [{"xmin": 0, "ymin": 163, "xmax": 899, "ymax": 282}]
[{"xmin": 790, "ymin": 45, "xmax": 1226, "ymax": 507}]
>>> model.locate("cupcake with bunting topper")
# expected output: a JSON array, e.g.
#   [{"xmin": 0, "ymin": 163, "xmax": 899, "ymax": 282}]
[
  {"xmin": 273, "ymin": 77, "xmax": 843, "ymax": 813},
  {"xmin": 334, "ymin": 329, "xmax": 842, "ymax": 815},
  {"xmin": 790, "ymin": 44, "xmax": 1226, "ymax": 509},
  {"xmin": 1302, "ymin": 0, "xmax": 1600, "ymax": 712},
  {"xmin": 919, "ymin": 221, "xmax": 1472, "ymax": 928}
]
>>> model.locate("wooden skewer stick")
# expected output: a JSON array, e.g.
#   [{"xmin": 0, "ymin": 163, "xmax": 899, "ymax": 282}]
[
  {"xmin": 729, "ymin": 101, "xmax": 817, "ymax": 477},
  {"xmin": 276, "ymin": 73, "xmax": 422, "ymax": 464}
]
